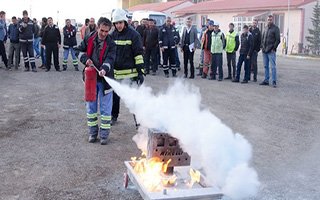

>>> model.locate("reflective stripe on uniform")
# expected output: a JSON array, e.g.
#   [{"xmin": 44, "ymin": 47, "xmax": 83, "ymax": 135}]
[
  {"xmin": 114, "ymin": 40, "xmax": 132, "ymax": 45},
  {"xmin": 134, "ymin": 55, "xmax": 144, "ymax": 65},
  {"xmin": 114, "ymin": 69, "xmax": 139, "ymax": 80},
  {"xmin": 87, "ymin": 121, "xmax": 98, "ymax": 127},
  {"xmin": 101, "ymin": 115, "xmax": 111, "ymax": 121},
  {"xmin": 87, "ymin": 113, "xmax": 98, "ymax": 119},
  {"xmin": 100, "ymin": 123, "xmax": 111, "ymax": 129}
]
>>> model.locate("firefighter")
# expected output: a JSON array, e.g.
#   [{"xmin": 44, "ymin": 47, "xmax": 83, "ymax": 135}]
[
  {"xmin": 159, "ymin": 16, "xmax": 180, "ymax": 78},
  {"xmin": 62, "ymin": 19, "xmax": 79, "ymax": 71},
  {"xmin": 110, "ymin": 8, "xmax": 145, "ymax": 124},
  {"xmin": 19, "ymin": 10, "xmax": 37, "ymax": 72},
  {"xmin": 76, "ymin": 17, "xmax": 116, "ymax": 145}
]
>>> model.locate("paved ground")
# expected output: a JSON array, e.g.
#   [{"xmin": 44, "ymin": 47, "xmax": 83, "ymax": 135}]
[{"xmin": 0, "ymin": 45, "xmax": 319, "ymax": 200}]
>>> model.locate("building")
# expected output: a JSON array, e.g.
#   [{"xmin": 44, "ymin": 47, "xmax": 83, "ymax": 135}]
[
  {"xmin": 128, "ymin": 0, "xmax": 194, "ymax": 21},
  {"xmin": 174, "ymin": 0, "xmax": 318, "ymax": 54}
]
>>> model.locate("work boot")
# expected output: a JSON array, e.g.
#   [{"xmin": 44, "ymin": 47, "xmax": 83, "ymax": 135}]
[
  {"xmin": 111, "ymin": 117, "xmax": 117, "ymax": 126},
  {"xmin": 88, "ymin": 135, "xmax": 97, "ymax": 143},
  {"xmin": 201, "ymin": 73, "xmax": 207, "ymax": 79},
  {"xmin": 272, "ymin": 81, "xmax": 277, "ymax": 88},
  {"xmin": 259, "ymin": 81, "xmax": 269, "ymax": 86},
  {"xmin": 63, "ymin": 65, "xmax": 67, "ymax": 71},
  {"xmin": 75, "ymin": 66, "xmax": 79, "ymax": 71},
  {"xmin": 24, "ymin": 68, "xmax": 30, "ymax": 72},
  {"xmin": 224, "ymin": 76, "xmax": 232, "ymax": 80},
  {"xmin": 241, "ymin": 80, "xmax": 248, "ymax": 84},
  {"xmin": 100, "ymin": 138, "xmax": 108, "ymax": 145},
  {"xmin": 197, "ymin": 68, "xmax": 203, "ymax": 76},
  {"xmin": 232, "ymin": 79, "xmax": 239, "ymax": 83},
  {"xmin": 31, "ymin": 68, "xmax": 37, "ymax": 72},
  {"xmin": 165, "ymin": 74, "xmax": 169, "ymax": 78}
]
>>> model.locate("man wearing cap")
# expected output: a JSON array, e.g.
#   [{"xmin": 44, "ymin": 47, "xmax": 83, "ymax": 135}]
[
  {"xmin": 110, "ymin": 9, "xmax": 145, "ymax": 124},
  {"xmin": 19, "ymin": 10, "xmax": 37, "ymax": 72},
  {"xmin": 210, "ymin": 22, "xmax": 225, "ymax": 81},
  {"xmin": 225, "ymin": 23, "xmax": 239, "ymax": 80}
]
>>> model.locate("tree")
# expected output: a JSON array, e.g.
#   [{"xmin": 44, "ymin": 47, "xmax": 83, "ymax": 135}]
[{"xmin": 306, "ymin": 0, "xmax": 320, "ymax": 55}]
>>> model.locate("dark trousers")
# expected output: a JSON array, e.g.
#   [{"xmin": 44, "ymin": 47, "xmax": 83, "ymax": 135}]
[
  {"xmin": 226, "ymin": 52, "xmax": 236, "ymax": 78},
  {"xmin": 251, "ymin": 51, "xmax": 258, "ymax": 80},
  {"xmin": 20, "ymin": 41, "xmax": 36, "ymax": 69},
  {"xmin": 0, "ymin": 41, "xmax": 8, "ymax": 67},
  {"xmin": 144, "ymin": 47, "xmax": 157, "ymax": 73},
  {"xmin": 112, "ymin": 91, "xmax": 120, "ymax": 119},
  {"xmin": 183, "ymin": 45, "xmax": 195, "ymax": 77},
  {"xmin": 162, "ymin": 48, "xmax": 176, "ymax": 75},
  {"xmin": 211, "ymin": 53, "xmax": 223, "ymax": 79},
  {"xmin": 45, "ymin": 43, "xmax": 60, "ymax": 71},
  {"xmin": 175, "ymin": 47, "xmax": 180, "ymax": 70},
  {"xmin": 236, "ymin": 54, "xmax": 251, "ymax": 81}
]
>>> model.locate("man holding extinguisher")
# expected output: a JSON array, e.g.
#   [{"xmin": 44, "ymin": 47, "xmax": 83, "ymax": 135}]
[{"xmin": 76, "ymin": 17, "xmax": 116, "ymax": 145}]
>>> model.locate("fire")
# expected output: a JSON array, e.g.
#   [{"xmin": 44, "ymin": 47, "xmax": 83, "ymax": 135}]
[
  {"xmin": 189, "ymin": 168, "xmax": 201, "ymax": 187},
  {"xmin": 131, "ymin": 156, "xmax": 176, "ymax": 191}
]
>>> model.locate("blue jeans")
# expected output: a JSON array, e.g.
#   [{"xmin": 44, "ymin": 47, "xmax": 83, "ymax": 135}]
[
  {"xmin": 262, "ymin": 51, "xmax": 277, "ymax": 82},
  {"xmin": 33, "ymin": 37, "xmax": 40, "ymax": 56},
  {"xmin": 63, "ymin": 47, "xmax": 78, "ymax": 68},
  {"xmin": 236, "ymin": 54, "xmax": 251, "ymax": 81},
  {"xmin": 86, "ymin": 82, "xmax": 113, "ymax": 139},
  {"xmin": 40, "ymin": 45, "xmax": 46, "ymax": 65}
]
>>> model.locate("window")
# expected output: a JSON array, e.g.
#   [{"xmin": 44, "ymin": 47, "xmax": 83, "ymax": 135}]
[{"xmin": 274, "ymin": 14, "xmax": 284, "ymax": 34}]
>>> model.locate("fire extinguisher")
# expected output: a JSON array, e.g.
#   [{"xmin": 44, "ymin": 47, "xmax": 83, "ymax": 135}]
[{"xmin": 84, "ymin": 65, "xmax": 97, "ymax": 101}]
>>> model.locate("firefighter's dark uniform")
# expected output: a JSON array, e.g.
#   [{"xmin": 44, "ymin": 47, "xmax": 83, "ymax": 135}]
[
  {"xmin": 18, "ymin": 18, "xmax": 37, "ymax": 71},
  {"xmin": 110, "ymin": 25, "xmax": 144, "ymax": 121},
  {"xmin": 41, "ymin": 24, "xmax": 61, "ymax": 71},
  {"xmin": 158, "ymin": 24, "xmax": 180, "ymax": 77}
]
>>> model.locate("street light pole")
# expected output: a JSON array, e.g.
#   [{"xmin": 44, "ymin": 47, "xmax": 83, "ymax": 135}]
[{"xmin": 286, "ymin": 0, "xmax": 290, "ymax": 54}]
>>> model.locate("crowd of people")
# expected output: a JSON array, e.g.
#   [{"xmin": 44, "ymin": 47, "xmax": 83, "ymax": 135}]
[{"xmin": 0, "ymin": 9, "xmax": 281, "ymax": 144}]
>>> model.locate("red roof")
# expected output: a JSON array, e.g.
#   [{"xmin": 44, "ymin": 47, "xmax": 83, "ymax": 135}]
[
  {"xmin": 128, "ymin": 0, "xmax": 191, "ymax": 12},
  {"xmin": 175, "ymin": 0, "xmax": 316, "ymax": 15}
]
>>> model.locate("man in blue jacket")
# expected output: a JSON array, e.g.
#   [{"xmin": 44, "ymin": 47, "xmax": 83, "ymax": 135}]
[
  {"xmin": 0, "ymin": 11, "xmax": 8, "ymax": 69},
  {"xmin": 8, "ymin": 16, "xmax": 21, "ymax": 70}
]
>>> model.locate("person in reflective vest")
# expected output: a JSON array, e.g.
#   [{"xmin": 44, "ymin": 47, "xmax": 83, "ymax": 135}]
[
  {"xmin": 62, "ymin": 19, "xmax": 79, "ymax": 71},
  {"xmin": 76, "ymin": 17, "xmax": 116, "ymax": 145},
  {"xmin": 110, "ymin": 9, "xmax": 145, "ymax": 124},
  {"xmin": 225, "ymin": 23, "xmax": 239, "ymax": 80}
]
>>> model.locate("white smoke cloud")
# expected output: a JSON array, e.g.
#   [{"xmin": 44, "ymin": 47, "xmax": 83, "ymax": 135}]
[{"xmin": 105, "ymin": 77, "xmax": 260, "ymax": 199}]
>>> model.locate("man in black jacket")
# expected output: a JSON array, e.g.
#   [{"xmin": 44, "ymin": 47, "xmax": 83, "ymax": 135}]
[
  {"xmin": 76, "ymin": 17, "xmax": 116, "ymax": 145},
  {"xmin": 143, "ymin": 19, "xmax": 158, "ymax": 75},
  {"xmin": 39, "ymin": 17, "xmax": 47, "ymax": 69},
  {"xmin": 233, "ymin": 25, "xmax": 253, "ymax": 83},
  {"xmin": 250, "ymin": 19, "xmax": 261, "ymax": 82},
  {"xmin": 110, "ymin": 9, "xmax": 145, "ymax": 124},
  {"xmin": 260, "ymin": 15, "xmax": 280, "ymax": 88},
  {"xmin": 159, "ymin": 17, "xmax": 180, "ymax": 78},
  {"xmin": 19, "ymin": 10, "xmax": 37, "ymax": 72},
  {"xmin": 41, "ymin": 17, "xmax": 61, "ymax": 72},
  {"xmin": 62, "ymin": 19, "xmax": 78, "ymax": 71}
]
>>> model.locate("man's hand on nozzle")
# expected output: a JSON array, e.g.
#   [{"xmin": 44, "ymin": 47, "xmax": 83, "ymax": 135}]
[
  {"xmin": 99, "ymin": 69, "xmax": 106, "ymax": 77},
  {"xmin": 86, "ymin": 59, "xmax": 93, "ymax": 66}
]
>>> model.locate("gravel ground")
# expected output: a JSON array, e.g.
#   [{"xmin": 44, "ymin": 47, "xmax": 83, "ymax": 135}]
[{"xmin": 0, "ymin": 45, "xmax": 319, "ymax": 200}]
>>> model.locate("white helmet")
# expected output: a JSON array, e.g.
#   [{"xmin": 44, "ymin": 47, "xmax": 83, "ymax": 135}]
[{"xmin": 112, "ymin": 9, "xmax": 128, "ymax": 23}]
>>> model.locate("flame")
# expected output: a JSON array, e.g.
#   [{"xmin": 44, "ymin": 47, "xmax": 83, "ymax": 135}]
[
  {"xmin": 131, "ymin": 156, "xmax": 176, "ymax": 191},
  {"xmin": 189, "ymin": 168, "xmax": 201, "ymax": 187}
]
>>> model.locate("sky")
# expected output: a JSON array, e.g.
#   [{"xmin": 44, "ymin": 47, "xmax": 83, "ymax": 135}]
[{"xmin": 1, "ymin": 0, "xmax": 118, "ymax": 25}]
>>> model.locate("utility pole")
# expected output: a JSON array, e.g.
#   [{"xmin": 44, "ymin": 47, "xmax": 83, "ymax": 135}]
[{"xmin": 286, "ymin": 0, "xmax": 290, "ymax": 54}]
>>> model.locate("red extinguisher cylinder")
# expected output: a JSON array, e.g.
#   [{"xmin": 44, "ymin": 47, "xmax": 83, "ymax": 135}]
[{"xmin": 85, "ymin": 66, "xmax": 97, "ymax": 101}]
